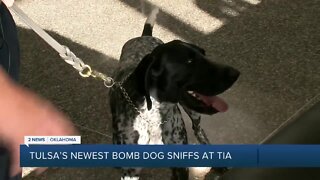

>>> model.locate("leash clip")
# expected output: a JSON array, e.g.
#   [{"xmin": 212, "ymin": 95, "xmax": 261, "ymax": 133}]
[
  {"xmin": 79, "ymin": 64, "xmax": 92, "ymax": 78},
  {"xmin": 91, "ymin": 70, "xmax": 115, "ymax": 88}
]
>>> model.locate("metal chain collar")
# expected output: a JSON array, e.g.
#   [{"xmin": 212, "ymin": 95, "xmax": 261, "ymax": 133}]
[
  {"xmin": 116, "ymin": 82, "xmax": 141, "ymax": 114},
  {"xmin": 115, "ymin": 76, "xmax": 163, "ymax": 125},
  {"xmin": 115, "ymin": 74, "xmax": 167, "ymax": 125},
  {"xmin": 60, "ymin": 48, "xmax": 150, "ymax": 123},
  {"xmin": 59, "ymin": 46, "xmax": 144, "ymax": 117},
  {"xmin": 61, "ymin": 47, "xmax": 155, "ymax": 124}
]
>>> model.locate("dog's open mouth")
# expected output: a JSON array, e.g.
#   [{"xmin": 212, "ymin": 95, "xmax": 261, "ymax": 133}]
[{"xmin": 187, "ymin": 91, "xmax": 228, "ymax": 112}]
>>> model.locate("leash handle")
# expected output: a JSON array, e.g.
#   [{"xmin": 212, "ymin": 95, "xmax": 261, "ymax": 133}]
[
  {"xmin": 10, "ymin": 4, "xmax": 66, "ymax": 55},
  {"xmin": 9, "ymin": 3, "xmax": 115, "ymax": 87},
  {"xmin": 9, "ymin": 4, "xmax": 86, "ymax": 73}
]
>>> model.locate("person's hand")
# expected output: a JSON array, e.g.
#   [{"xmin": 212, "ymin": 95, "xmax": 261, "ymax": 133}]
[
  {"xmin": 0, "ymin": 68, "xmax": 78, "ymax": 177},
  {"xmin": 2, "ymin": 0, "xmax": 14, "ymax": 7}
]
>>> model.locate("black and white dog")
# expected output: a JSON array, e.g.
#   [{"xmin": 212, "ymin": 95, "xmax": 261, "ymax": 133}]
[{"xmin": 109, "ymin": 8, "xmax": 240, "ymax": 180}]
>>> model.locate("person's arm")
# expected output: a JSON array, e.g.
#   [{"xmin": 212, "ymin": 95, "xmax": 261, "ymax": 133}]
[{"xmin": 0, "ymin": 68, "xmax": 77, "ymax": 177}]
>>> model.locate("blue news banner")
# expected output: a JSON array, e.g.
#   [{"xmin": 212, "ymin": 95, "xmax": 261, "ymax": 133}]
[{"xmin": 20, "ymin": 145, "xmax": 320, "ymax": 167}]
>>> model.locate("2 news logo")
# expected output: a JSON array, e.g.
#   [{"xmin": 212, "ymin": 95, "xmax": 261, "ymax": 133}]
[{"xmin": 24, "ymin": 136, "xmax": 81, "ymax": 146}]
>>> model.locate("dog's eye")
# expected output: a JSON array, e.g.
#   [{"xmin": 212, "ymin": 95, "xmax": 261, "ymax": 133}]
[{"xmin": 187, "ymin": 59, "xmax": 193, "ymax": 64}]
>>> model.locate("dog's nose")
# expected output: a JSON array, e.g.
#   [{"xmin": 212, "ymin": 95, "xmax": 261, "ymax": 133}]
[{"xmin": 225, "ymin": 67, "xmax": 240, "ymax": 83}]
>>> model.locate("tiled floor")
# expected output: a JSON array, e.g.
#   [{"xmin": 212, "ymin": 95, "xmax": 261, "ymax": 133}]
[{"xmin": 9, "ymin": 0, "xmax": 320, "ymax": 179}]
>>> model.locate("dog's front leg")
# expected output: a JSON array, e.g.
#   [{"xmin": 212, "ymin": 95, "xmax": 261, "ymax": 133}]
[
  {"xmin": 181, "ymin": 107, "xmax": 229, "ymax": 178},
  {"xmin": 181, "ymin": 106, "xmax": 210, "ymax": 144}
]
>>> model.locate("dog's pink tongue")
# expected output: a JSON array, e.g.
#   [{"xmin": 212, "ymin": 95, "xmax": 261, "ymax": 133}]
[{"xmin": 196, "ymin": 94, "xmax": 228, "ymax": 112}]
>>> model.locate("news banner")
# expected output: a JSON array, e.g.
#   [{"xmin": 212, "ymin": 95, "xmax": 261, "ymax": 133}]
[{"xmin": 21, "ymin": 136, "xmax": 320, "ymax": 167}]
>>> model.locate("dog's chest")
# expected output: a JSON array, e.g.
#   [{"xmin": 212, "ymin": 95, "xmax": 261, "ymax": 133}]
[{"xmin": 133, "ymin": 98, "xmax": 177, "ymax": 145}]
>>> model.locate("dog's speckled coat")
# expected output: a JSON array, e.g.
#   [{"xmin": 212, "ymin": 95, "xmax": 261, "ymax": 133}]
[{"xmin": 110, "ymin": 36, "xmax": 189, "ymax": 179}]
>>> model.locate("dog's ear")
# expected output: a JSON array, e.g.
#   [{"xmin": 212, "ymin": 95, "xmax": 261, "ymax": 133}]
[
  {"xmin": 135, "ymin": 54, "xmax": 156, "ymax": 110},
  {"xmin": 144, "ymin": 54, "xmax": 168, "ymax": 110}
]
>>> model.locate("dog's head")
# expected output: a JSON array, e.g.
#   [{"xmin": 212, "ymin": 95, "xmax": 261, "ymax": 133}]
[{"xmin": 135, "ymin": 40, "xmax": 240, "ymax": 114}]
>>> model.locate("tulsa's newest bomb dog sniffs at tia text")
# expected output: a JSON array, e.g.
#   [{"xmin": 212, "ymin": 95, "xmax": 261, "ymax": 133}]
[{"xmin": 109, "ymin": 7, "xmax": 240, "ymax": 180}]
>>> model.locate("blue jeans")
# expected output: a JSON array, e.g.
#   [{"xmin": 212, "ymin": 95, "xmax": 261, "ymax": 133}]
[
  {"xmin": 0, "ymin": 2, "xmax": 21, "ymax": 180},
  {"xmin": 0, "ymin": 2, "xmax": 20, "ymax": 81}
]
